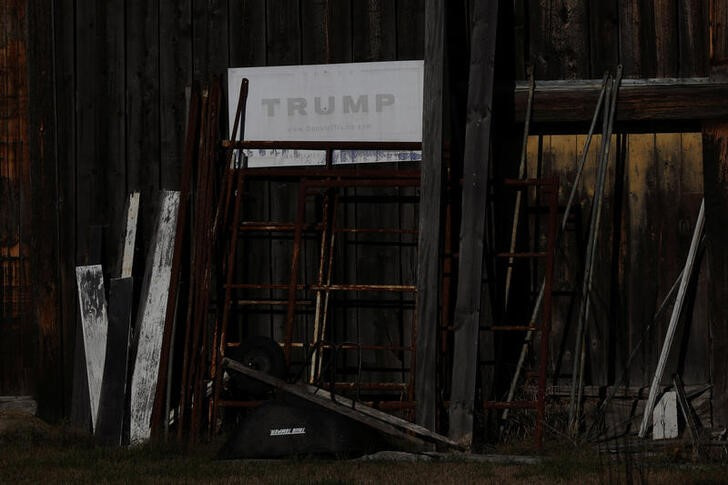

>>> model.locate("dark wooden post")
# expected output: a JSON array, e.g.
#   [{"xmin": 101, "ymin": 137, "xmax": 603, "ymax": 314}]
[
  {"xmin": 448, "ymin": 0, "xmax": 499, "ymax": 446},
  {"xmin": 415, "ymin": 0, "xmax": 445, "ymax": 432},
  {"xmin": 703, "ymin": 0, "xmax": 728, "ymax": 428}
]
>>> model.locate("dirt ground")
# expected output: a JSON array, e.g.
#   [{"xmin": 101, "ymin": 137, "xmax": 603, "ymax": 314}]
[{"xmin": 1, "ymin": 411, "xmax": 727, "ymax": 484}]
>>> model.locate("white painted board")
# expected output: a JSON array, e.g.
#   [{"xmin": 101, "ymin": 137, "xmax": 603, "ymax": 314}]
[
  {"xmin": 121, "ymin": 192, "xmax": 140, "ymax": 278},
  {"xmin": 75, "ymin": 264, "xmax": 109, "ymax": 432},
  {"xmin": 228, "ymin": 61, "xmax": 423, "ymax": 166},
  {"xmin": 129, "ymin": 190, "xmax": 180, "ymax": 444},
  {"xmin": 653, "ymin": 391, "xmax": 679, "ymax": 440}
]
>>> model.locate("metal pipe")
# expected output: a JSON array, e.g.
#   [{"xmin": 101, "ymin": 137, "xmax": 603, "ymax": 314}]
[
  {"xmin": 504, "ymin": 67, "xmax": 535, "ymax": 311},
  {"xmin": 500, "ymin": 72, "xmax": 610, "ymax": 424}
]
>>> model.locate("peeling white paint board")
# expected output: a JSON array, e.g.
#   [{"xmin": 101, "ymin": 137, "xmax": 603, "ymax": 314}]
[
  {"xmin": 75, "ymin": 264, "xmax": 109, "ymax": 432},
  {"xmin": 653, "ymin": 391, "xmax": 678, "ymax": 440},
  {"xmin": 129, "ymin": 190, "xmax": 180, "ymax": 444},
  {"xmin": 121, "ymin": 192, "xmax": 140, "ymax": 278}
]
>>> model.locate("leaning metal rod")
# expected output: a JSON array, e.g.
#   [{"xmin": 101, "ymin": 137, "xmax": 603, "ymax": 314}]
[
  {"xmin": 568, "ymin": 75, "xmax": 615, "ymax": 432},
  {"xmin": 570, "ymin": 65, "xmax": 623, "ymax": 433},
  {"xmin": 499, "ymin": 72, "xmax": 610, "ymax": 424},
  {"xmin": 504, "ymin": 66, "xmax": 535, "ymax": 312}
]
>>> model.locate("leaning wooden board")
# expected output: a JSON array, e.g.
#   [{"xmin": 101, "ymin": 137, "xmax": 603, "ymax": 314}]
[
  {"xmin": 95, "ymin": 277, "xmax": 133, "ymax": 445},
  {"xmin": 223, "ymin": 357, "xmax": 463, "ymax": 451},
  {"xmin": 75, "ymin": 264, "xmax": 109, "ymax": 432},
  {"xmin": 130, "ymin": 191, "xmax": 180, "ymax": 444}
]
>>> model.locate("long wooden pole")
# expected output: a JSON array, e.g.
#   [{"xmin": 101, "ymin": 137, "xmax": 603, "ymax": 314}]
[
  {"xmin": 415, "ymin": 0, "xmax": 445, "ymax": 432},
  {"xmin": 448, "ymin": 0, "xmax": 499, "ymax": 447}
]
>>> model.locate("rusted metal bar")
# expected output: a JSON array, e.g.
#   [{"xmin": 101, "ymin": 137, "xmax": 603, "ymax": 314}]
[
  {"xmin": 233, "ymin": 299, "xmax": 312, "ymax": 306},
  {"xmin": 310, "ymin": 189, "xmax": 334, "ymax": 383},
  {"xmin": 190, "ymin": 79, "xmax": 222, "ymax": 444},
  {"xmin": 283, "ymin": 182, "xmax": 311, "ymax": 364},
  {"xmin": 225, "ymin": 283, "xmax": 306, "ymax": 290},
  {"xmin": 483, "ymin": 400, "xmax": 538, "ymax": 410},
  {"xmin": 535, "ymin": 181, "xmax": 559, "ymax": 449},
  {"xmin": 177, "ymin": 88, "xmax": 209, "ymax": 441},
  {"xmin": 309, "ymin": 284, "xmax": 416, "ymax": 292}
]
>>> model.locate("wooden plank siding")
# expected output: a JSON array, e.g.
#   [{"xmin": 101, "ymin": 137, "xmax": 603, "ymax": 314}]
[{"xmin": 5, "ymin": 0, "xmax": 721, "ymax": 428}]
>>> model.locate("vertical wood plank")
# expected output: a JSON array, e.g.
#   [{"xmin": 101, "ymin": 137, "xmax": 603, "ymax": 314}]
[
  {"xmin": 624, "ymin": 134, "xmax": 659, "ymax": 385},
  {"xmin": 192, "ymin": 0, "xmax": 229, "ymax": 81},
  {"xmin": 229, "ymin": 0, "xmax": 266, "ymax": 67},
  {"xmin": 448, "ymin": 0, "xmax": 499, "ymax": 445},
  {"xmin": 589, "ymin": 0, "xmax": 619, "ymax": 76},
  {"xmin": 127, "ymin": 0, "xmax": 160, "ymax": 270},
  {"xmin": 618, "ymin": 0, "xmax": 657, "ymax": 77},
  {"xmin": 120, "ymin": 193, "xmax": 140, "ymax": 279},
  {"xmin": 301, "ymin": 0, "xmax": 328, "ymax": 63},
  {"xmin": 397, "ymin": 0, "xmax": 426, "ymax": 60},
  {"xmin": 129, "ymin": 191, "xmax": 180, "ymax": 444},
  {"xmin": 27, "ymin": 0, "xmax": 63, "ymax": 419},
  {"xmin": 678, "ymin": 0, "xmax": 709, "ymax": 76},
  {"xmin": 528, "ymin": 0, "xmax": 589, "ymax": 79},
  {"xmin": 53, "ymin": 0, "xmax": 77, "ymax": 419},
  {"xmin": 160, "ymin": 0, "xmax": 192, "ymax": 189},
  {"xmin": 653, "ymin": 0, "xmax": 678, "ymax": 76},
  {"xmin": 352, "ymin": 0, "xmax": 397, "ymax": 61},
  {"xmin": 680, "ymin": 133, "xmax": 708, "ymax": 385},
  {"xmin": 75, "ymin": 265, "xmax": 108, "ymax": 431},
  {"xmin": 416, "ymin": 0, "xmax": 445, "ymax": 431},
  {"xmin": 95, "ymin": 277, "xmax": 133, "ymax": 445}
]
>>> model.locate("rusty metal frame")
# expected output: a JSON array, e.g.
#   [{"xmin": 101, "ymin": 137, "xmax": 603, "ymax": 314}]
[
  {"xmin": 481, "ymin": 177, "xmax": 559, "ymax": 449},
  {"xmin": 210, "ymin": 138, "xmax": 423, "ymax": 424}
]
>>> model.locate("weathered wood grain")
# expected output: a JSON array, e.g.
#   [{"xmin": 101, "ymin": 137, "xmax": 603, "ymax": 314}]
[
  {"xmin": 513, "ymin": 79, "xmax": 728, "ymax": 125},
  {"xmin": 160, "ymin": 0, "xmax": 192, "ymax": 189},
  {"xmin": 449, "ymin": 0, "xmax": 499, "ymax": 446},
  {"xmin": 120, "ymin": 193, "xmax": 140, "ymax": 279},
  {"xmin": 75, "ymin": 265, "xmax": 109, "ymax": 432},
  {"xmin": 415, "ymin": 0, "xmax": 445, "ymax": 432},
  {"xmin": 95, "ymin": 277, "xmax": 132, "ymax": 445},
  {"xmin": 130, "ymin": 191, "xmax": 180, "ymax": 444}
]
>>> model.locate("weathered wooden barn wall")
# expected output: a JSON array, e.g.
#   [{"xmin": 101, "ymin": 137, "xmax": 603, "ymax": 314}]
[
  {"xmin": 3, "ymin": 0, "xmax": 719, "ymax": 420},
  {"xmin": 527, "ymin": 133, "xmax": 707, "ymax": 390},
  {"xmin": 0, "ymin": 0, "xmax": 34, "ymax": 397},
  {"xmin": 523, "ymin": 0, "xmax": 708, "ymax": 79}
]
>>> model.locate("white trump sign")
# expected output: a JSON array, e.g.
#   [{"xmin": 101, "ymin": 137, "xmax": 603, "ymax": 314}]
[{"xmin": 227, "ymin": 61, "xmax": 423, "ymax": 167}]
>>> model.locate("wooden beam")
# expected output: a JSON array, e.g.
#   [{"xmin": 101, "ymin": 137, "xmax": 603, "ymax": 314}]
[
  {"xmin": 95, "ymin": 277, "xmax": 133, "ymax": 445},
  {"xmin": 448, "ymin": 0, "xmax": 498, "ymax": 446},
  {"xmin": 415, "ymin": 0, "xmax": 445, "ymax": 433},
  {"xmin": 222, "ymin": 357, "xmax": 462, "ymax": 451},
  {"xmin": 513, "ymin": 78, "xmax": 728, "ymax": 124},
  {"xmin": 129, "ymin": 191, "xmax": 180, "ymax": 444}
]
